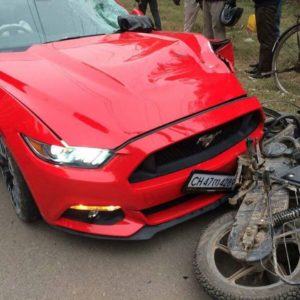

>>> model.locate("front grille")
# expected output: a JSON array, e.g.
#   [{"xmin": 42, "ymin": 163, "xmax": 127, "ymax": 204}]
[{"xmin": 129, "ymin": 110, "xmax": 261, "ymax": 183}]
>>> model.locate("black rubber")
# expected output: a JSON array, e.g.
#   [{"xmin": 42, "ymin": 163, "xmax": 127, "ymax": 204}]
[
  {"xmin": 193, "ymin": 211, "xmax": 300, "ymax": 300},
  {"xmin": 0, "ymin": 139, "xmax": 40, "ymax": 222},
  {"xmin": 263, "ymin": 107, "xmax": 282, "ymax": 119}
]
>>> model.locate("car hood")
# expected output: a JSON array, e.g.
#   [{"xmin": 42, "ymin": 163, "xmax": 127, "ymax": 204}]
[{"xmin": 0, "ymin": 32, "xmax": 246, "ymax": 149}]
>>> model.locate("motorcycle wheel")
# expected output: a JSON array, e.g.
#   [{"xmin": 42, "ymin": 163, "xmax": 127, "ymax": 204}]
[{"xmin": 193, "ymin": 211, "xmax": 300, "ymax": 300}]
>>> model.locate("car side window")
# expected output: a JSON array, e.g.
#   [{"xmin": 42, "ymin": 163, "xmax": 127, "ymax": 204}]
[{"xmin": 0, "ymin": 1, "xmax": 40, "ymax": 52}]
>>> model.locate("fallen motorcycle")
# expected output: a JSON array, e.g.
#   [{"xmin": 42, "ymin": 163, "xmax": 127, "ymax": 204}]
[{"xmin": 194, "ymin": 108, "xmax": 300, "ymax": 299}]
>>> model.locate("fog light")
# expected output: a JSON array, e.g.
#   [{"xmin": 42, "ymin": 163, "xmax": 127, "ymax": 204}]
[{"xmin": 63, "ymin": 205, "xmax": 124, "ymax": 225}]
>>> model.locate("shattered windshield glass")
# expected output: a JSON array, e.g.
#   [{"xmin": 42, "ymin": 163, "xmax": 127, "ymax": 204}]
[{"xmin": 0, "ymin": 0, "xmax": 128, "ymax": 52}]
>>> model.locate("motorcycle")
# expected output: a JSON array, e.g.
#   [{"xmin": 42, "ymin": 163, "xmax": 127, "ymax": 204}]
[{"xmin": 194, "ymin": 108, "xmax": 300, "ymax": 299}]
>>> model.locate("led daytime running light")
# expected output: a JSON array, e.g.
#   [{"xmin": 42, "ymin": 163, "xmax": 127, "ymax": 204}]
[
  {"xmin": 23, "ymin": 136, "xmax": 114, "ymax": 168},
  {"xmin": 70, "ymin": 205, "xmax": 121, "ymax": 212}
]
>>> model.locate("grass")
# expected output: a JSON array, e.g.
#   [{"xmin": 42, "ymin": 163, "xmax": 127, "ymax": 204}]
[{"xmin": 121, "ymin": 0, "xmax": 300, "ymax": 112}]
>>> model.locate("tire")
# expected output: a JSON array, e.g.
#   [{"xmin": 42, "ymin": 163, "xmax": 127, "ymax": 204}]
[
  {"xmin": 193, "ymin": 211, "xmax": 300, "ymax": 300},
  {"xmin": 262, "ymin": 107, "xmax": 288, "ymax": 137},
  {"xmin": 0, "ymin": 139, "xmax": 40, "ymax": 222},
  {"xmin": 263, "ymin": 107, "xmax": 283, "ymax": 128},
  {"xmin": 272, "ymin": 24, "xmax": 300, "ymax": 96},
  {"xmin": 263, "ymin": 107, "xmax": 282, "ymax": 119}
]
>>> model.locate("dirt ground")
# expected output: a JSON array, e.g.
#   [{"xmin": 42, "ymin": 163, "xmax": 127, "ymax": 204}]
[{"xmin": 0, "ymin": 177, "xmax": 224, "ymax": 300}]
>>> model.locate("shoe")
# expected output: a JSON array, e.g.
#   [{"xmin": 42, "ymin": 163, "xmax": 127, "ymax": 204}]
[
  {"xmin": 245, "ymin": 67, "xmax": 259, "ymax": 74},
  {"xmin": 248, "ymin": 71, "xmax": 271, "ymax": 79},
  {"xmin": 249, "ymin": 63, "xmax": 259, "ymax": 68}
]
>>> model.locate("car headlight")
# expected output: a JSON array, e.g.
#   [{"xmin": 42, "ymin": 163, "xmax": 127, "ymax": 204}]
[{"xmin": 23, "ymin": 136, "xmax": 114, "ymax": 168}]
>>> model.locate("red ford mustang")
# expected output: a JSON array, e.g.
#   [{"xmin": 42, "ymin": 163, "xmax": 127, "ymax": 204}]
[{"xmin": 0, "ymin": 0, "xmax": 263, "ymax": 239}]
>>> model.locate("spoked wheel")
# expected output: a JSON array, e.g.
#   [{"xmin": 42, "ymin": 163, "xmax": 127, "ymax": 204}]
[
  {"xmin": 272, "ymin": 24, "xmax": 300, "ymax": 96},
  {"xmin": 194, "ymin": 211, "xmax": 300, "ymax": 300},
  {"xmin": 0, "ymin": 138, "xmax": 40, "ymax": 222}
]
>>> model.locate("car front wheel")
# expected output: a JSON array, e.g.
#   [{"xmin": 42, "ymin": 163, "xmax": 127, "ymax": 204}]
[{"xmin": 0, "ymin": 138, "xmax": 40, "ymax": 222}]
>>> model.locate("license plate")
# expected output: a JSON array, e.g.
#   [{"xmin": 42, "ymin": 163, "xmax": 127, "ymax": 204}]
[{"xmin": 183, "ymin": 171, "xmax": 236, "ymax": 193}]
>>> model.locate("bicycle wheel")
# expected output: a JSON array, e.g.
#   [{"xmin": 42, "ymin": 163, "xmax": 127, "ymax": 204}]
[{"xmin": 273, "ymin": 24, "xmax": 300, "ymax": 96}]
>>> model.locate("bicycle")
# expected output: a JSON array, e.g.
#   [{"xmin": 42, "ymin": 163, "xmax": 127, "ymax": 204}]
[{"xmin": 272, "ymin": 15, "xmax": 300, "ymax": 96}]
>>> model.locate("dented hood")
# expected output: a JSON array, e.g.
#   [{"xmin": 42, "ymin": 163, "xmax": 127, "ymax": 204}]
[{"xmin": 0, "ymin": 32, "xmax": 245, "ymax": 149}]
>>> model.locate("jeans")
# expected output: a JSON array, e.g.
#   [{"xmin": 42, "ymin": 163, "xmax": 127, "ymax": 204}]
[
  {"xmin": 138, "ymin": 0, "xmax": 162, "ymax": 30},
  {"xmin": 275, "ymin": 0, "xmax": 282, "ymax": 38}
]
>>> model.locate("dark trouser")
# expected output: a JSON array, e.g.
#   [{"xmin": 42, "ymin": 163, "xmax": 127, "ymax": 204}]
[
  {"xmin": 255, "ymin": 4, "xmax": 277, "ymax": 73},
  {"xmin": 139, "ymin": 0, "xmax": 162, "ymax": 30},
  {"xmin": 275, "ymin": 0, "xmax": 282, "ymax": 38}
]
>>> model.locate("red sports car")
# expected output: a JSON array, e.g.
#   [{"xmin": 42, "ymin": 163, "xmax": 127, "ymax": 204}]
[{"xmin": 0, "ymin": 0, "xmax": 263, "ymax": 239}]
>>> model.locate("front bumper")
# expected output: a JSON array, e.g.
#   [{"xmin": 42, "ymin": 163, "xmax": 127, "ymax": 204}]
[
  {"xmin": 11, "ymin": 97, "xmax": 263, "ymax": 239},
  {"xmin": 54, "ymin": 197, "xmax": 227, "ymax": 240}
]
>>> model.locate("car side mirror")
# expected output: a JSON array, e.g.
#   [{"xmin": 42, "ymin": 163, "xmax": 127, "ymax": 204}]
[{"xmin": 117, "ymin": 15, "xmax": 154, "ymax": 33}]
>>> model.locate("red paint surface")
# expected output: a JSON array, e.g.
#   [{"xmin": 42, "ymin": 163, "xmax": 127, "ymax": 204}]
[{"xmin": 0, "ymin": 28, "xmax": 263, "ymax": 238}]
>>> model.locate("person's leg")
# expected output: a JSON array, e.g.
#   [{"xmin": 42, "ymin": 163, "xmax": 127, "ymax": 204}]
[
  {"xmin": 210, "ymin": 0, "xmax": 226, "ymax": 39},
  {"xmin": 275, "ymin": 0, "xmax": 282, "ymax": 38},
  {"xmin": 138, "ymin": 0, "xmax": 148, "ymax": 14},
  {"xmin": 149, "ymin": 0, "xmax": 162, "ymax": 30},
  {"xmin": 184, "ymin": 0, "xmax": 200, "ymax": 32},
  {"xmin": 202, "ymin": 0, "xmax": 213, "ymax": 38},
  {"xmin": 256, "ymin": 5, "xmax": 277, "ymax": 73}
]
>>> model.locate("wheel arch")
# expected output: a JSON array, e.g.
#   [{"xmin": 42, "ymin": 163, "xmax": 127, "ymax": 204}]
[{"xmin": 0, "ymin": 87, "xmax": 61, "ymax": 215}]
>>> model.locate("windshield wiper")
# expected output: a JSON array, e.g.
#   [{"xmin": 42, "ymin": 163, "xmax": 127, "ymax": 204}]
[{"xmin": 43, "ymin": 33, "xmax": 106, "ymax": 44}]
